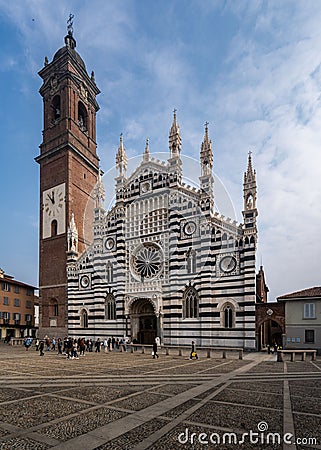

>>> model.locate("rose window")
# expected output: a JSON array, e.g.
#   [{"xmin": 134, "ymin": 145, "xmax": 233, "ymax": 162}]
[{"xmin": 132, "ymin": 242, "xmax": 163, "ymax": 279}]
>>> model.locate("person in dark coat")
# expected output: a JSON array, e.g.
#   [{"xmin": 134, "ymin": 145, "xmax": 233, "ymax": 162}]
[
  {"xmin": 152, "ymin": 339, "xmax": 159, "ymax": 359},
  {"xmin": 39, "ymin": 340, "xmax": 44, "ymax": 356},
  {"xmin": 190, "ymin": 341, "xmax": 198, "ymax": 360}
]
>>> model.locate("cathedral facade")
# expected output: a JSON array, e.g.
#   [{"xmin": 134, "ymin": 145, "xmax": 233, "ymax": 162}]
[
  {"xmin": 67, "ymin": 117, "xmax": 258, "ymax": 349},
  {"xmin": 37, "ymin": 29, "xmax": 258, "ymax": 349}
]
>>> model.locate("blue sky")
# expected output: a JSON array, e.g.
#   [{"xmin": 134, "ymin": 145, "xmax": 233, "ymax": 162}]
[{"xmin": 1, "ymin": 0, "xmax": 321, "ymax": 300}]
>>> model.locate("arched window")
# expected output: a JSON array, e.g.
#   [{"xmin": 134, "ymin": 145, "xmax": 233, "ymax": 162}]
[
  {"xmin": 49, "ymin": 298, "xmax": 58, "ymax": 316},
  {"xmin": 51, "ymin": 220, "xmax": 58, "ymax": 237},
  {"xmin": 52, "ymin": 95, "xmax": 61, "ymax": 121},
  {"xmin": 106, "ymin": 262, "xmax": 113, "ymax": 283},
  {"xmin": 183, "ymin": 287, "xmax": 199, "ymax": 319},
  {"xmin": 246, "ymin": 194, "xmax": 254, "ymax": 210},
  {"xmin": 105, "ymin": 294, "xmax": 116, "ymax": 320},
  {"xmin": 186, "ymin": 249, "xmax": 196, "ymax": 274},
  {"xmin": 222, "ymin": 304, "xmax": 234, "ymax": 329},
  {"xmin": 80, "ymin": 309, "xmax": 88, "ymax": 328},
  {"xmin": 78, "ymin": 101, "xmax": 87, "ymax": 131}
]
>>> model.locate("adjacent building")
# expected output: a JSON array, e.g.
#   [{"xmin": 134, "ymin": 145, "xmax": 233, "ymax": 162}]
[
  {"xmin": 278, "ymin": 287, "xmax": 321, "ymax": 354},
  {"xmin": 0, "ymin": 269, "xmax": 37, "ymax": 340}
]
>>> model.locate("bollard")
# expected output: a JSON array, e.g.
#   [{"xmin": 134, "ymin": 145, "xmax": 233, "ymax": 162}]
[
  {"xmin": 178, "ymin": 349, "xmax": 182, "ymax": 356},
  {"xmin": 222, "ymin": 350, "xmax": 227, "ymax": 359},
  {"xmin": 239, "ymin": 350, "xmax": 243, "ymax": 360},
  {"xmin": 142, "ymin": 346, "xmax": 145, "ymax": 354},
  {"xmin": 207, "ymin": 349, "xmax": 210, "ymax": 358},
  {"xmin": 166, "ymin": 347, "xmax": 169, "ymax": 356}
]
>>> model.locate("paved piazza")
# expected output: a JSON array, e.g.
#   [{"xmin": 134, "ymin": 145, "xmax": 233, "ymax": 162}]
[{"xmin": 0, "ymin": 345, "xmax": 320, "ymax": 449}]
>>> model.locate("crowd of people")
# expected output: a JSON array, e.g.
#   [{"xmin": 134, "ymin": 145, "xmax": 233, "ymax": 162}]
[
  {"xmin": 33, "ymin": 335, "xmax": 138, "ymax": 358},
  {"xmin": 29, "ymin": 336, "xmax": 199, "ymax": 361}
]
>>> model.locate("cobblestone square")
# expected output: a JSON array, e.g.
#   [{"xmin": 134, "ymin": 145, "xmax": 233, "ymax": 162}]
[{"xmin": 0, "ymin": 344, "xmax": 320, "ymax": 449}]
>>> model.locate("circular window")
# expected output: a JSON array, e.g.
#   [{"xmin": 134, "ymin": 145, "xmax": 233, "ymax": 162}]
[
  {"xmin": 105, "ymin": 237, "xmax": 115, "ymax": 250},
  {"xmin": 219, "ymin": 255, "xmax": 237, "ymax": 273},
  {"xmin": 80, "ymin": 275, "xmax": 90, "ymax": 288},
  {"xmin": 132, "ymin": 242, "xmax": 163, "ymax": 279},
  {"xmin": 141, "ymin": 181, "xmax": 151, "ymax": 193},
  {"xmin": 184, "ymin": 221, "xmax": 196, "ymax": 236}
]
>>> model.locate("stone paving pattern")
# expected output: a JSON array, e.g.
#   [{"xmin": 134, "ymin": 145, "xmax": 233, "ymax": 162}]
[{"xmin": 0, "ymin": 345, "xmax": 319, "ymax": 449}]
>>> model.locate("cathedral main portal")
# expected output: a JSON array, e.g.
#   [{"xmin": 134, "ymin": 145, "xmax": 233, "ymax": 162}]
[{"xmin": 130, "ymin": 298, "xmax": 157, "ymax": 345}]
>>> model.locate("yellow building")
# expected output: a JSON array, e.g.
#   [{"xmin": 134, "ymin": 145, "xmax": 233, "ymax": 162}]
[{"xmin": 0, "ymin": 269, "xmax": 37, "ymax": 341}]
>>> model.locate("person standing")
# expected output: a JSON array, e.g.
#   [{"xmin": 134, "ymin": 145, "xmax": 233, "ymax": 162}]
[
  {"xmin": 189, "ymin": 341, "xmax": 198, "ymax": 360},
  {"xmin": 57, "ymin": 338, "xmax": 63, "ymax": 355},
  {"xmin": 39, "ymin": 340, "xmax": 44, "ymax": 356},
  {"xmin": 152, "ymin": 339, "xmax": 159, "ymax": 359}
]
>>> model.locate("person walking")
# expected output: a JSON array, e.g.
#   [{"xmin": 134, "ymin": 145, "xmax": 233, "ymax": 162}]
[
  {"xmin": 39, "ymin": 340, "xmax": 44, "ymax": 356},
  {"xmin": 57, "ymin": 338, "xmax": 63, "ymax": 355},
  {"xmin": 189, "ymin": 341, "xmax": 198, "ymax": 360},
  {"xmin": 79, "ymin": 338, "xmax": 86, "ymax": 356},
  {"xmin": 152, "ymin": 339, "xmax": 159, "ymax": 359},
  {"xmin": 95, "ymin": 338, "xmax": 101, "ymax": 352}
]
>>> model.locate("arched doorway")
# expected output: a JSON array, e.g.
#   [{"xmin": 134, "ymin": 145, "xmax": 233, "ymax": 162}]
[
  {"xmin": 130, "ymin": 298, "xmax": 157, "ymax": 344},
  {"xmin": 258, "ymin": 319, "xmax": 283, "ymax": 350}
]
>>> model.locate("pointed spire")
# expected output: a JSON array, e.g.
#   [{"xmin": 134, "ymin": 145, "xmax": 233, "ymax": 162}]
[
  {"xmin": 243, "ymin": 151, "xmax": 257, "ymax": 215},
  {"xmin": 143, "ymin": 138, "xmax": 150, "ymax": 162},
  {"xmin": 67, "ymin": 212, "xmax": 78, "ymax": 255},
  {"xmin": 200, "ymin": 121, "xmax": 213, "ymax": 175},
  {"xmin": 244, "ymin": 151, "xmax": 256, "ymax": 183},
  {"xmin": 94, "ymin": 169, "xmax": 105, "ymax": 208},
  {"xmin": 169, "ymin": 109, "xmax": 182, "ymax": 157},
  {"xmin": 116, "ymin": 133, "xmax": 127, "ymax": 178}
]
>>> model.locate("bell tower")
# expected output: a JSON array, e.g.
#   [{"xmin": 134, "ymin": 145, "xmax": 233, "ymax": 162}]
[{"xmin": 35, "ymin": 18, "xmax": 100, "ymax": 337}]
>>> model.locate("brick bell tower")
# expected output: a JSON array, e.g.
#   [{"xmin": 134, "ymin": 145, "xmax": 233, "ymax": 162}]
[{"xmin": 35, "ymin": 18, "xmax": 100, "ymax": 338}]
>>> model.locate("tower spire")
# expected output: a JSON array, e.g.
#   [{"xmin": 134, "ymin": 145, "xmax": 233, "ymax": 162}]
[
  {"xmin": 67, "ymin": 212, "xmax": 78, "ymax": 260},
  {"xmin": 116, "ymin": 133, "xmax": 127, "ymax": 178},
  {"xmin": 245, "ymin": 151, "xmax": 255, "ymax": 183},
  {"xmin": 169, "ymin": 109, "xmax": 182, "ymax": 157},
  {"xmin": 199, "ymin": 122, "xmax": 214, "ymax": 213},
  {"xmin": 94, "ymin": 169, "xmax": 105, "ymax": 209},
  {"xmin": 143, "ymin": 138, "xmax": 150, "ymax": 162},
  {"xmin": 243, "ymin": 151, "xmax": 258, "ymax": 235},
  {"xmin": 168, "ymin": 109, "xmax": 182, "ymax": 184},
  {"xmin": 200, "ymin": 121, "xmax": 213, "ymax": 175}
]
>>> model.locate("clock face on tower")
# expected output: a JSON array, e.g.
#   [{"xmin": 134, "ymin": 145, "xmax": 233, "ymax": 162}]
[{"xmin": 42, "ymin": 183, "xmax": 66, "ymax": 239}]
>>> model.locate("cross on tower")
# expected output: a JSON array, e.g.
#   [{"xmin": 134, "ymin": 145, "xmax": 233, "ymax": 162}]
[{"xmin": 67, "ymin": 13, "xmax": 74, "ymax": 34}]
